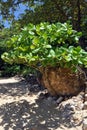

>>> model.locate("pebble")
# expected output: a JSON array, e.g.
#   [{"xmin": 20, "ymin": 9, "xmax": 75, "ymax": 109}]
[{"xmin": 56, "ymin": 97, "xmax": 63, "ymax": 104}]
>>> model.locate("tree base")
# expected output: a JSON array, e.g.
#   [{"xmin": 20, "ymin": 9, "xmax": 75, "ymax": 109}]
[{"xmin": 40, "ymin": 67, "xmax": 84, "ymax": 96}]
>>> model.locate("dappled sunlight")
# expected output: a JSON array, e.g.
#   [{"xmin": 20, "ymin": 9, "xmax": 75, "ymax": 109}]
[
  {"xmin": 0, "ymin": 77, "xmax": 83, "ymax": 130},
  {"xmin": 0, "ymin": 99, "xmax": 77, "ymax": 130},
  {"xmin": 0, "ymin": 76, "xmax": 23, "ymax": 84}
]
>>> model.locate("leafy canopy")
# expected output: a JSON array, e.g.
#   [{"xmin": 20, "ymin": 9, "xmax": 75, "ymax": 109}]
[{"xmin": 2, "ymin": 22, "xmax": 87, "ymax": 71}]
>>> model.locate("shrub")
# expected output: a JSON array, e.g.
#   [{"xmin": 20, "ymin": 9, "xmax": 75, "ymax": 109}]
[{"xmin": 1, "ymin": 22, "xmax": 87, "ymax": 72}]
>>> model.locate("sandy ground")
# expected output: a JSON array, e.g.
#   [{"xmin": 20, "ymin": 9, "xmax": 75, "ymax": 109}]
[{"xmin": 0, "ymin": 76, "xmax": 84, "ymax": 130}]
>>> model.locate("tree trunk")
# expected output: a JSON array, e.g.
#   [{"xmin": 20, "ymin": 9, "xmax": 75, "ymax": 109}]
[
  {"xmin": 77, "ymin": 0, "xmax": 81, "ymax": 31},
  {"xmin": 40, "ymin": 67, "xmax": 84, "ymax": 96}
]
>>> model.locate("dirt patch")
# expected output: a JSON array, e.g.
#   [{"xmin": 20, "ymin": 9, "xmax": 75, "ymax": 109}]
[{"xmin": 0, "ymin": 76, "xmax": 85, "ymax": 130}]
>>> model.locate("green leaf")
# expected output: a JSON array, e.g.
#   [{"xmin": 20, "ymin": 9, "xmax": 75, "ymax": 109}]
[
  {"xmin": 50, "ymin": 49, "xmax": 55, "ymax": 57},
  {"xmin": 30, "ymin": 58, "xmax": 36, "ymax": 61},
  {"xmin": 33, "ymin": 37, "xmax": 39, "ymax": 44},
  {"xmin": 45, "ymin": 45, "xmax": 52, "ymax": 48},
  {"xmin": 32, "ymin": 48, "xmax": 40, "ymax": 53},
  {"xmin": 75, "ymin": 37, "xmax": 79, "ymax": 42},
  {"xmin": 18, "ymin": 46, "xmax": 26, "ymax": 51},
  {"xmin": 64, "ymin": 55, "xmax": 72, "ymax": 61},
  {"xmin": 30, "ymin": 45, "xmax": 35, "ymax": 49},
  {"xmin": 75, "ymin": 46, "xmax": 81, "ymax": 52},
  {"xmin": 29, "ymin": 31, "xmax": 35, "ymax": 35}
]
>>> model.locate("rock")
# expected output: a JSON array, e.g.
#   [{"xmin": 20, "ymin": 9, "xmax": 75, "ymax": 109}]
[
  {"xmin": 85, "ymin": 86, "xmax": 87, "ymax": 94},
  {"xmin": 80, "ymin": 104, "xmax": 84, "ymax": 110},
  {"xmin": 77, "ymin": 93, "xmax": 84, "ymax": 100},
  {"xmin": 83, "ymin": 118, "xmax": 87, "ymax": 130},
  {"xmin": 83, "ymin": 102, "xmax": 87, "ymax": 110},
  {"xmin": 47, "ymin": 97, "xmax": 53, "ymax": 102},
  {"xmin": 85, "ymin": 94, "xmax": 87, "ymax": 101},
  {"xmin": 69, "ymin": 105, "xmax": 76, "ymax": 111},
  {"xmin": 43, "ymin": 97, "xmax": 53, "ymax": 106},
  {"xmin": 29, "ymin": 84, "xmax": 39, "ymax": 92},
  {"xmin": 43, "ymin": 96, "xmax": 57, "ymax": 106},
  {"xmin": 82, "ymin": 110, "xmax": 87, "ymax": 119},
  {"xmin": 39, "ymin": 93, "xmax": 45, "ymax": 99},
  {"xmin": 52, "ymin": 96, "xmax": 58, "ymax": 100},
  {"xmin": 72, "ymin": 111, "xmax": 83, "ymax": 126},
  {"xmin": 56, "ymin": 97, "xmax": 64, "ymax": 104},
  {"xmin": 47, "ymin": 97, "xmax": 57, "ymax": 105}
]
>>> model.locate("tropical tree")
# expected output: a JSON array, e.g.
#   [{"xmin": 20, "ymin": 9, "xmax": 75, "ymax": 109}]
[
  {"xmin": 0, "ymin": 0, "xmax": 87, "ymax": 31},
  {"xmin": 2, "ymin": 22, "xmax": 87, "ymax": 95}
]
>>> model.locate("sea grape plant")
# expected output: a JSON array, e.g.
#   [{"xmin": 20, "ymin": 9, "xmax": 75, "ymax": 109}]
[{"xmin": 1, "ymin": 22, "xmax": 87, "ymax": 71}]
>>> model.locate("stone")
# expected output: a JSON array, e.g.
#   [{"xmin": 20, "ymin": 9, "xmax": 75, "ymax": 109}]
[
  {"xmin": 69, "ymin": 105, "xmax": 76, "ymax": 111},
  {"xmin": 79, "ymin": 91, "xmax": 85, "ymax": 97},
  {"xmin": 52, "ymin": 96, "xmax": 58, "ymax": 100},
  {"xmin": 83, "ymin": 118, "xmax": 87, "ymax": 130},
  {"xmin": 78, "ymin": 93, "xmax": 84, "ymax": 100},
  {"xmin": 43, "ymin": 96, "xmax": 57, "ymax": 106},
  {"xmin": 83, "ymin": 110, "xmax": 87, "ymax": 118},
  {"xmin": 39, "ymin": 93, "xmax": 45, "ymax": 99},
  {"xmin": 83, "ymin": 102, "xmax": 87, "ymax": 110},
  {"xmin": 47, "ymin": 96, "xmax": 57, "ymax": 105},
  {"xmin": 56, "ymin": 97, "xmax": 63, "ymax": 104},
  {"xmin": 43, "ymin": 97, "xmax": 53, "ymax": 106},
  {"xmin": 85, "ymin": 86, "xmax": 87, "ymax": 94},
  {"xmin": 47, "ymin": 97, "xmax": 53, "ymax": 102},
  {"xmin": 85, "ymin": 94, "xmax": 87, "ymax": 101}
]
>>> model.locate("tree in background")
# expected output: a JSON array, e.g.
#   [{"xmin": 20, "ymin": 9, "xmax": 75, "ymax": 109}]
[
  {"xmin": 0, "ymin": 0, "xmax": 87, "ymax": 31},
  {"xmin": 0, "ymin": 0, "xmax": 87, "ymax": 43}
]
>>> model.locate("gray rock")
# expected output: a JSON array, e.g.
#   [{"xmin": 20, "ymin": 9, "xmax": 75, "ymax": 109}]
[
  {"xmin": 52, "ymin": 96, "xmax": 58, "ymax": 100},
  {"xmin": 47, "ymin": 97, "xmax": 54, "ymax": 102},
  {"xmin": 43, "ymin": 96, "xmax": 57, "ymax": 106},
  {"xmin": 43, "ymin": 97, "xmax": 53, "ymax": 106},
  {"xmin": 56, "ymin": 97, "xmax": 63, "ymax": 104}
]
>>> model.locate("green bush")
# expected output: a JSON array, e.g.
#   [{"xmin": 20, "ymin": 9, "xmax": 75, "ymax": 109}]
[
  {"xmin": 1, "ymin": 22, "xmax": 87, "ymax": 71},
  {"xmin": 1, "ymin": 64, "xmax": 21, "ymax": 77},
  {"xmin": 0, "ymin": 64, "xmax": 36, "ymax": 77}
]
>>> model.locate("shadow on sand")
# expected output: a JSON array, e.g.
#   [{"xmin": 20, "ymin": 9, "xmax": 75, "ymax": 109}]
[{"xmin": 0, "ymin": 79, "xmax": 79, "ymax": 130}]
